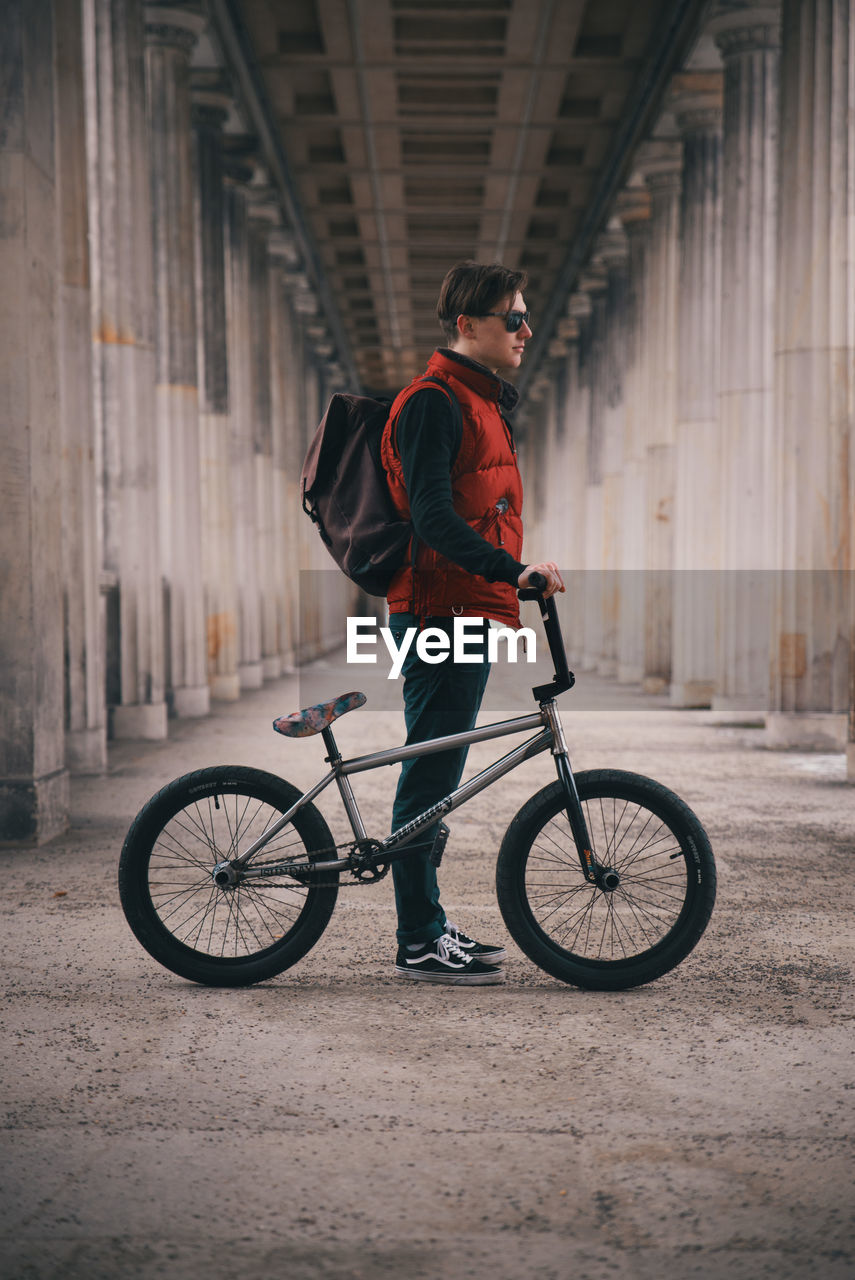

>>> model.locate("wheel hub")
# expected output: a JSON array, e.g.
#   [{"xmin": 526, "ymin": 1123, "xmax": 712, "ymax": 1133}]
[
  {"xmin": 212, "ymin": 860, "xmax": 239, "ymax": 888},
  {"xmin": 595, "ymin": 866, "xmax": 621, "ymax": 892}
]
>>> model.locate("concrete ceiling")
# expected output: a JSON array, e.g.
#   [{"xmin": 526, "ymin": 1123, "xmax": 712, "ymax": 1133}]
[{"xmin": 237, "ymin": 0, "xmax": 708, "ymax": 395}]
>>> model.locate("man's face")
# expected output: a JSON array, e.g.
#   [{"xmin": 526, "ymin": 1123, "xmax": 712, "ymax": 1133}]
[{"xmin": 462, "ymin": 291, "xmax": 533, "ymax": 372}]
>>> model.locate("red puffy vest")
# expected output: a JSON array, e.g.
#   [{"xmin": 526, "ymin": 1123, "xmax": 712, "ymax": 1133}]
[{"xmin": 380, "ymin": 350, "xmax": 524, "ymax": 627}]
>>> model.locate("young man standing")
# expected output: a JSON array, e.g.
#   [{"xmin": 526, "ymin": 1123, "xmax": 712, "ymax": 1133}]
[{"xmin": 380, "ymin": 261, "xmax": 564, "ymax": 985}]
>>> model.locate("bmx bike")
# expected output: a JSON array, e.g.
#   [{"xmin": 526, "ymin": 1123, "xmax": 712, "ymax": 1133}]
[{"xmin": 118, "ymin": 578, "xmax": 716, "ymax": 991}]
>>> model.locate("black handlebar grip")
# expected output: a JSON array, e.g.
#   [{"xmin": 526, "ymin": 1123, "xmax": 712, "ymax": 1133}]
[{"xmin": 518, "ymin": 569, "xmax": 548, "ymax": 600}]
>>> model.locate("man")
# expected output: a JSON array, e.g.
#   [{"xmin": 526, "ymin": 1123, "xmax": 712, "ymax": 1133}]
[{"xmin": 380, "ymin": 261, "xmax": 564, "ymax": 985}]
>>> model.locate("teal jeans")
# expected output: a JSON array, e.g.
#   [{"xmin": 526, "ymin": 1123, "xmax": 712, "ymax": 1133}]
[{"xmin": 388, "ymin": 614, "xmax": 492, "ymax": 945}]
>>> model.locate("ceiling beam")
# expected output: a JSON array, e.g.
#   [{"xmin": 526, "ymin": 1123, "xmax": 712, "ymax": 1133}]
[
  {"xmin": 210, "ymin": 0, "xmax": 361, "ymax": 386},
  {"xmin": 517, "ymin": 0, "xmax": 711, "ymax": 398}
]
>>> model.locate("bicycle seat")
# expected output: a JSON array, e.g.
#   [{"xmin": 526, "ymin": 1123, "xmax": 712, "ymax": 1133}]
[{"xmin": 272, "ymin": 691, "xmax": 367, "ymax": 738}]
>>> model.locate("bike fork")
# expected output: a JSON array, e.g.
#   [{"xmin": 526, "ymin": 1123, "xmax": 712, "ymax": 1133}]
[{"xmin": 541, "ymin": 699, "xmax": 608, "ymax": 887}]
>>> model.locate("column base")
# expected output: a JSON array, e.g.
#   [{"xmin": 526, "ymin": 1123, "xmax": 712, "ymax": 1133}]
[
  {"xmin": 597, "ymin": 657, "xmax": 618, "ymax": 678},
  {"xmin": 670, "ymin": 680, "xmax": 715, "ymax": 709},
  {"xmin": 765, "ymin": 713, "xmax": 847, "ymax": 752},
  {"xmin": 642, "ymin": 675, "xmax": 668, "ymax": 695},
  {"xmin": 0, "ymin": 769, "xmax": 70, "ymax": 844},
  {"xmin": 262, "ymin": 654, "xmax": 282, "ymax": 680},
  {"xmin": 173, "ymin": 685, "xmax": 210, "ymax": 718},
  {"xmin": 617, "ymin": 663, "xmax": 643, "ymax": 684},
  {"xmin": 65, "ymin": 726, "xmax": 107, "ymax": 775},
  {"xmin": 711, "ymin": 694, "xmax": 767, "ymax": 716},
  {"xmin": 111, "ymin": 702, "xmax": 168, "ymax": 740},
  {"xmin": 239, "ymin": 662, "xmax": 264, "ymax": 690},
  {"xmin": 210, "ymin": 673, "xmax": 241, "ymax": 701}
]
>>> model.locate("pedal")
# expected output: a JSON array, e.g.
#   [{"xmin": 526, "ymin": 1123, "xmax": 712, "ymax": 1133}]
[{"xmin": 429, "ymin": 822, "xmax": 450, "ymax": 868}]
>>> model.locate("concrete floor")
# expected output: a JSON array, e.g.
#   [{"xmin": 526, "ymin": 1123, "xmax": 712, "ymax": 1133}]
[{"xmin": 2, "ymin": 656, "xmax": 853, "ymax": 1280}]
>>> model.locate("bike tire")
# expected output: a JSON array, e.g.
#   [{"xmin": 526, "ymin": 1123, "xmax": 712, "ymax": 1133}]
[
  {"xmin": 496, "ymin": 769, "xmax": 716, "ymax": 990},
  {"xmin": 118, "ymin": 766, "xmax": 339, "ymax": 987}
]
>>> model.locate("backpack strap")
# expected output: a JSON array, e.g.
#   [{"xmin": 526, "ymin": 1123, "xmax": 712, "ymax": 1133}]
[{"xmin": 389, "ymin": 375, "xmax": 463, "ymax": 460}]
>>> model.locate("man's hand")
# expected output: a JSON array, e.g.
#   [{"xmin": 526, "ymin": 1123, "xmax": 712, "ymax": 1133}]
[{"xmin": 518, "ymin": 562, "xmax": 565, "ymax": 598}]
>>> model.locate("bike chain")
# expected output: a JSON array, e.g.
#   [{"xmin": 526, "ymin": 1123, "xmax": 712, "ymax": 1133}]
[
  {"xmin": 246, "ymin": 834, "xmax": 434, "ymax": 889},
  {"xmin": 247, "ymin": 840, "xmax": 387, "ymax": 888}
]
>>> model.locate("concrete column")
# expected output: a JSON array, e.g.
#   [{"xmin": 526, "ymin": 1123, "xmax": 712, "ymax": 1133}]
[
  {"xmin": 0, "ymin": 0, "xmax": 70, "ymax": 841},
  {"xmin": 711, "ymin": 3, "xmax": 781, "ymax": 711},
  {"xmin": 767, "ymin": 0, "xmax": 854, "ymax": 755},
  {"xmin": 224, "ymin": 174, "xmax": 263, "ymax": 687},
  {"xmin": 144, "ymin": 4, "xmax": 208, "ymax": 718},
  {"xmin": 582, "ymin": 270, "xmax": 608, "ymax": 671},
  {"xmin": 541, "ymin": 355, "xmax": 567, "ymax": 576},
  {"xmin": 268, "ymin": 233, "xmax": 303, "ymax": 673},
  {"xmin": 559, "ymin": 333, "xmax": 588, "ymax": 664},
  {"xmin": 614, "ymin": 186, "xmax": 652, "ymax": 684},
  {"xmin": 246, "ymin": 207, "xmax": 281, "ymax": 680},
  {"xmin": 192, "ymin": 78, "xmax": 239, "ymax": 700},
  {"xmin": 56, "ymin": 0, "xmax": 106, "ymax": 773},
  {"xmin": 671, "ymin": 79, "xmax": 724, "ymax": 707},
  {"xmin": 86, "ymin": 0, "xmax": 166, "ymax": 739},
  {"xmin": 637, "ymin": 140, "xmax": 683, "ymax": 694},
  {"xmin": 598, "ymin": 224, "xmax": 630, "ymax": 678}
]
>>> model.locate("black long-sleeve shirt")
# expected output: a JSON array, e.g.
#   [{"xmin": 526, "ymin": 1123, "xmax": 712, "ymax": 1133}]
[{"xmin": 395, "ymin": 386, "xmax": 526, "ymax": 588}]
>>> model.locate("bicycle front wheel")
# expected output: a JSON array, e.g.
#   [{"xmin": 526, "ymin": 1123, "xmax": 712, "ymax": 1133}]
[
  {"xmin": 119, "ymin": 766, "xmax": 339, "ymax": 986},
  {"xmin": 496, "ymin": 769, "xmax": 716, "ymax": 990}
]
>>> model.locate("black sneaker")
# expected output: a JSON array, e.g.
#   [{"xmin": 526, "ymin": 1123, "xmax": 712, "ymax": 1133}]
[
  {"xmin": 395, "ymin": 933, "xmax": 504, "ymax": 985},
  {"xmin": 444, "ymin": 921, "xmax": 506, "ymax": 965}
]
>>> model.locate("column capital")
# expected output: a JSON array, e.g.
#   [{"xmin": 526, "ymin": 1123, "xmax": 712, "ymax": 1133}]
[
  {"xmin": 221, "ymin": 135, "xmax": 262, "ymax": 187},
  {"xmin": 634, "ymin": 139, "xmax": 683, "ymax": 192},
  {"xmin": 668, "ymin": 70, "xmax": 724, "ymax": 135},
  {"xmin": 266, "ymin": 230, "xmax": 301, "ymax": 267},
  {"xmin": 567, "ymin": 291, "xmax": 592, "ymax": 323},
  {"xmin": 245, "ymin": 185, "xmax": 281, "ymax": 226},
  {"xmin": 614, "ymin": 185, "xmax": 651, "ymax": 226},
  {"xmin": 709, "ymin": 3, "xmax": 781, "ymax": 58},
  {"xmin": 596, "ymin": 221, "xmax": 629, "ymax": 270},
  {"xmin": 293, "ymin": 287, "xmax": 319, "ymax": 317},
  {"xmin": 190, "ymin": 70, "xmax": 232, "ymax": 129},
  {"xmin": 578, "ymin": 259, "xmax": 608, "ymax": 294},
  {"xmin": 144, "ymin": 4, "xmax": 205, "ymax": 54}
]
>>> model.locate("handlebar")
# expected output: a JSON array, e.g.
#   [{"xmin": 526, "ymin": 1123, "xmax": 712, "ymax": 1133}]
[{"xmin": 517, "ymin": 573, "xmax": 575, "ymax": 701}]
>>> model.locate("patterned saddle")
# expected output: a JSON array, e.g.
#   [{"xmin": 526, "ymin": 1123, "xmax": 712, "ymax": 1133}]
[{"xmin": 272, "ymin": 691, "xmax": 367, "ymax": 738}]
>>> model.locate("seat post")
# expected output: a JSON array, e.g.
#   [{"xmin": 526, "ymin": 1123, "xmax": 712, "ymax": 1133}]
[{"xmin": 321, "ymin": 726, "xmax": 341, "ymax": 764}]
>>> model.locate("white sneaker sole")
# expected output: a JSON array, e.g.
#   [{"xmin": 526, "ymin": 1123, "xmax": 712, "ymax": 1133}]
[{"xmin": 394, "ymin": 964, "xmax": 504, "ymax": 985}]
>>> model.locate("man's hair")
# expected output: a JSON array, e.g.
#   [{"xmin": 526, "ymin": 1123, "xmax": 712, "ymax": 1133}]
[{"xmin": 436, "ymin": 261, "xmax": 528, "ymax": 344}]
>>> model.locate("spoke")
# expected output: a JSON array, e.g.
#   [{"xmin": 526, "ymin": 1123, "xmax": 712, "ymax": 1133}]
[
  {"xmin": 617, "ymin": 887, "xmax": 680, "ymax": 930},
  {"xmin": 167, "ymin": 807, "xmax": 221, "ymax": 865},
  {"xmin": 151, "ymin": 827, "xmax": 214, "ymax": 874},
  {"xmin": 231, "ymin": 886, "xmax": 272, "ymax": 951},
  {"xmin": 171, "ymin": 885, "xmax": 221, "ymax": 945},
  {"xmin": 155, "ymin": 882, "xmax": 216, "ymax": 925},
  {"xmin": 239, "ymin": 886, "xmax": 307, "ymax": 921}
]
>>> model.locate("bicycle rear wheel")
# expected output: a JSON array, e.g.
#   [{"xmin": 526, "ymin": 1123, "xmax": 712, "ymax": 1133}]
[
  {"xmin": 496, "ymin": 769, "xmax": 716, "ymax": 990},
  {"xmin": 118, "ymin": 766, "xmax": 338, "ymax": 986}
]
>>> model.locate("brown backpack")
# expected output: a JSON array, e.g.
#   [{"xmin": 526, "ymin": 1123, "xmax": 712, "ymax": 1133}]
[{"xmin": 300, "ymin": 379, "xmax": 461, "ymax": 597}]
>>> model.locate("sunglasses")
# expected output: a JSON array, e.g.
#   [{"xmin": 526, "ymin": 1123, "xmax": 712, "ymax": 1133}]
[{"xmin": 478, "ymin": 309, "xmax": 531, "ymax": 333}]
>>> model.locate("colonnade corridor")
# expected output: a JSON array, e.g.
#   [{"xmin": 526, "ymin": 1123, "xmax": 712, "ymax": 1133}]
[
  {"xmin": 2, "ymin": 6, "xmax": 854, "ymax": 1275},
  {"xmin": 3, "ymin": 0, "xmax": 854, "ymax": 845}
]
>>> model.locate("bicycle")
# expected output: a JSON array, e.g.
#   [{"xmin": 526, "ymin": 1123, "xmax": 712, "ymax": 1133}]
[{"xmin": 118, "ymin": 578, "xmax": 716, "ymax": 991}]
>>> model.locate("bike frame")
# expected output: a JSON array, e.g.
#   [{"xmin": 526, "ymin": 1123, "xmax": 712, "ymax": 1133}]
[{"xmin": 231, "ymin": 590, "xmax": 600, "ymax": 887}]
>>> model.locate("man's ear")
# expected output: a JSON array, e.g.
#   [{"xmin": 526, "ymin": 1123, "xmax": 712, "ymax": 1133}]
[{"xmin": 456, "ymin": 314, "xmax": 475, "ymax": 340}]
